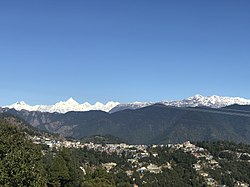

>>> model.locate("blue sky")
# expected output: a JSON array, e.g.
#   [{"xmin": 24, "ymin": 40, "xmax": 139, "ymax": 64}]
[{"xmin": 0, "ymin": 1, "xmax": 250, "ymax": 105}]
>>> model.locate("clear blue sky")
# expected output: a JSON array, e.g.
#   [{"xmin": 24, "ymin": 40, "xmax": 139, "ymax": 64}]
[{"xmin": 0, "ymin": 0, "xmax": 250, "ymax": 105}]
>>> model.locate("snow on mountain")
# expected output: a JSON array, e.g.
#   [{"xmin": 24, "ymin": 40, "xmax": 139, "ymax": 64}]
[
  {"xmin": 4, "ymin": 98, "xmax": 120, "ymax": 113},
  {"xmin": 161, "ymin": 94, "xmax": 250, "ymax": 108},
  {"xmin": 109, "ymin": 102, "xmax": 153, "ymax": 113},
  {"xmin": 110, "ymin": 95, "xmax": 250, "ymax": 113},
  {"xmin": 5, "ymin": 101, "xmax": 34, "ymax": 111},
  {"xmin": 3, "ymin": 95, "xmax": 250, "ymax": 113}
]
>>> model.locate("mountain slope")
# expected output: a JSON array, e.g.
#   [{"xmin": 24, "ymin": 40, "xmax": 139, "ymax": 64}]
[
  {"xmin": 0, "ymin": 113, "xmax": 52, "ymax": 137},
  {"xmin": 223, "ymin": 104, "xmax": 250, "ymax": 112},
  {"xmin": 4, "ymin": 104, "xmax": 250, "ymax": 144}
]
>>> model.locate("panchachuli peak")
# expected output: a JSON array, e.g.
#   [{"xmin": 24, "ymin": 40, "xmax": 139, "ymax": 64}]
[
  {"xmin": 65, "ymin": 97, "xmax": 79, "ymax": 105},
  {"xmin": 3, "ymin": 98, "xmax": 120, "ymax": 113},
  {"xmin": 16, "ymin": 101, "xmax": 28, "ymax": 105},
  {"xmin": 3, "ymin": 95, "xmax": 250, "ymax": 114}
]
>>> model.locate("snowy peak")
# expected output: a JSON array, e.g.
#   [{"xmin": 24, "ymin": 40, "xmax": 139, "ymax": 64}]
[
  {"xmin": 110, "ymin": 95, "xmax": 250, "ymax": 113},
  {"xmin": 109, "ymin": 102, "xmax": 153, "ymax": 113},
  {"xmin": 6, "ymin": 101, "xmax": 32, "ymax": 111},
  {"xmin": 3, "ymin": 95, "xmax": 250, "ymax": 113},
  {"xmin": 177, "ymin": 95, "xmax": 250, "ymax": 108},
  {"xmin": 4, "ymin": 98, "xmax": 120, "ymax": 113},
  {"xmin": 65, "ymin": 97, "xmax": 79, "ymax": 105},
  {"xmin": 16, "ymin": 101, "xmax": 28, "ymax": 105}
]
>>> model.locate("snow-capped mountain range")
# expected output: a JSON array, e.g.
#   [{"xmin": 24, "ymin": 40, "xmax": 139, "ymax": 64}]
[
  {"xmin": 4, "ymin": 98, "xmax": 119, "ymax": 113},
  {"xmin": 162, "ymin": 94, "xmax": 250, "ymax": 108},
  {"xmin": 109, "ymin": 95, "xmax": 250, "ymax": 113},
  {"xmin": 3, "ymin": 95, "xmax": 250, "ymax": 114}
]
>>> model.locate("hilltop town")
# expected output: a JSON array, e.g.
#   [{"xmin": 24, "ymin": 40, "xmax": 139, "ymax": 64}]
[{"xmin": 29, "ymin": 135, "xmax": 250, "ymax": 187}]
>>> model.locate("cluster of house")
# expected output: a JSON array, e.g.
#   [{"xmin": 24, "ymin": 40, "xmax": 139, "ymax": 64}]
[
  {"xmin": 31, "ymin": 135, "xmax": 148, "ymax": 153},
  {"xmin": 170, "ymin": 141, "xmax": 221, "ymax": 186},
  {"xmin": 83, "ymin": 142, "xmax": 148, "ymax": 155},
  {"xmin": 173, "ymin": 141, "xmax": 249, "ymax": 187},
  {"xmin": 30, "ymin": 135, "xmax": 82, "ymax": 148},
  {"xmin": 29, "ymin": 136, "xmax": 249, "ymax": 187},
  {"xmin": 30, "ymin": 135, "xmax": 167, "ymax": 174}
]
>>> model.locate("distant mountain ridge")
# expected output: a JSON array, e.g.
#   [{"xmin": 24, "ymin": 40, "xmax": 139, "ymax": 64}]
[
  {"xmin": 3, "ymin": 104, "xmax": 250, "ymax": 144},
  {"xmin": 4, "ymin": 98, "xmax": 119, "ymax": 113},
  {"xmin": 109, "ymin": 94, "xmax": 250, "ymax": 112},
  {"xmin": 3, "ymin": 95, "xmax": 250, "ymax": 114}
]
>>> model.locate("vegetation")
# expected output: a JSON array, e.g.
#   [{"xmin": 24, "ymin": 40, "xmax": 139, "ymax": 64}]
[
  {"xmin": 0, "ymin": 118, "xmax": 47, "ymax": 186},
  {"xmin": 7, "ymin": 104, "xmax": 250, "ymax": 144},
  {"xmin": 80, "ymin": 134, "xmax": 126, "ymax": 144},
  {"xmin": 1, "ymin": 115, "xmax": 250, "ymax": 186},
  {"xmin": 196, "ymin": 141, "xmax": 250, "ymax": 186}
]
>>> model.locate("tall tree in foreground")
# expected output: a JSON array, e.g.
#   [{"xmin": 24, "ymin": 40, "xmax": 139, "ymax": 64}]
[{"xmin": 0, "ymin": 119, "xmax": 47, "ymax": 187}]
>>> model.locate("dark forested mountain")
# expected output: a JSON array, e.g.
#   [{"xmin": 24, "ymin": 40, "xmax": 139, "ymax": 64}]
[
  {"xmin": 0, "ymin": 112, "xmax": 51, "ymax": 137},
  {"xmin": 223, "ymin": 104, "xmax": 250, "ymax": 112},
  {"xmin": 0, "ymin": 116, "xmax": 48, "ymax": 186},
  {"xmin": 2, "ymin": 104, "xmax": 250, "ymax": 144},
  {"xmin": 1, "ymin": 114, "xmax": 250, "ymax": 186}
]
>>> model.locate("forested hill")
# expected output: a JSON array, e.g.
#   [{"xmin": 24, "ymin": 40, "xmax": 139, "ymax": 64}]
[
  {"xmin": 0, "ymin": 113, "xmax": 57, "ymax": 138},
  {"xmin": 0, "ymin": 115, "xmax": 250, "ymax": 186},
  {"xmin": 223, "ymin": 104, "xmax": 250, "ymax": 112},
  {"xmin": 0, "ymin": 113, "xmax": 46, "ymax": 136},
  {"xmin": 2, "ymin": 104, "xmax": 250, "ymax": 144},
  {"xmin": 0, "ymin": 116, "xmax": 47, "ymax": 186}
]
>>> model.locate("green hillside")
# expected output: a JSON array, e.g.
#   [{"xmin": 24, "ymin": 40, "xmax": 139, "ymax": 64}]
[{"xmin": 4, "ymin": 104, "xmax": 250, "ymax": 144}]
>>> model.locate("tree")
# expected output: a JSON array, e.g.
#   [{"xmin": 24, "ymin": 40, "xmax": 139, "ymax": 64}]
[{"xmin": 0, "ymin": 119, "xmax": 47, "ymax": 186}]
